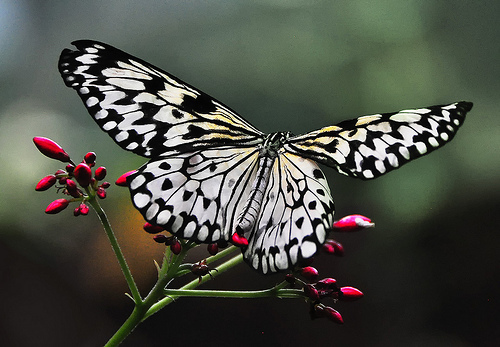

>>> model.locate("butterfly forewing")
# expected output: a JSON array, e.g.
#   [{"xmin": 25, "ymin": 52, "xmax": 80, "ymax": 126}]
[
  {"xmin": 59, "ymin": 40, "xmax": 264, "ymax": 158},
  {"xmin": 284, "ymin": 102, "xmax": 471, "ymax": 179}
]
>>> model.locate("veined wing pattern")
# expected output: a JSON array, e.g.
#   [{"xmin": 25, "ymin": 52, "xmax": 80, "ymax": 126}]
[{"xmin": 59, "ymin": 40, "xmax": 472, "ymax": 274}]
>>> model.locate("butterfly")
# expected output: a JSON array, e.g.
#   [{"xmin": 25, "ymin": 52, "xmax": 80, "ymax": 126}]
[{"xmin": 59, "ymin": 40, "xmax": 472, "ymax": 274}]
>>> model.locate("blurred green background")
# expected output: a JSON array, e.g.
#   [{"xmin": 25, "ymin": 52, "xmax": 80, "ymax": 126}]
[{"xmin": 1, "ymin": 1, "xmax": 498, "ymax": 346}]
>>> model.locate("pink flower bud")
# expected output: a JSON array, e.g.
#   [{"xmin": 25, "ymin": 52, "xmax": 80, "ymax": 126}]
[
  {"xmin": 333, "ymin": 214, "xmax": 374, "ymax": 232},
  {"xmin": 301, "ymin": 266, "xmax": 319, "ymax": 281},
  {"xmin": 339, "ymin": 286, "xmax": 364, "ymax": 301},
  {"xmin": 323, "ymin": 239, "xmax": 344, "ymax": 256},
  {"xmin": 79, "ymin": 203, "xmax": 89, "ymax": 215},
  {"xmin": 143, "ymin": 222, "xmax": 164, "ymax": 234},
  {"xmin": 285, "ymin": 274, "xmax": 296, "ymax": 284},
  {"xmin": 115, "ymin": 170, "xmax": 137, "ymax": 187},
  {"xmin": 74, "ymin": 163, "xmax": 92, "ymax": 187},
  {"xmin": 65, "ymin": 179, "xmax": 80, "ymax": 198},
  {"xmin": 33, "ymin": 137, "xmax": 70, "ymax": 162},
  {"xmin": 170, "ymin": 240, "xmax": 182, "ymax": 255},
  {"xmin": 153, "ymin": 234, "xmax": 169, "ymax": 243},
  {"xmin": 231, "ymin": 232, "xmax": 249, "ymax": 247},
  {"xmin": 54, "ymin": 169, "xmax": 67, "ymax": 176},
  {"xmin": 84, "ymin": 152, "xmax": 96, "ymax": 164},
  {"xmin": 96, "ymin": 186, "xmax": 107, "ymax": 199},
  {"xmin": 207, "ymin": 243, "xmax": 218, "ymax": 255},
  {"xmin": 35, "ymin": 175, "xmax": 57, "ymax": 191},
  {"xmin": 324, "ymin": 307, "xmax": 343, "ymax": 324},
  {"xmin": 45, "ymin": 198, "xmax": 69, "ymax": 214},
  {"xmin": 94, "ymin": 166, "xmax": 107, "ymax": 180},
  {"xmin": 304, "ymin": 284, "xmax": 320, "ymax": 301}
]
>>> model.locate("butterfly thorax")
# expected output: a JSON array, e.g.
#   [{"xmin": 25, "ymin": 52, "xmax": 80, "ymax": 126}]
[{"xmin": 235, "ymin": 132, "xmax": 291, "ymax": 236}]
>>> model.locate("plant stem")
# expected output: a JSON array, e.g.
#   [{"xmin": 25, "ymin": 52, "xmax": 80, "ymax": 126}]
[
  {"xmin": 88, "ymin": 198, "xmax": 142, "ymax": 303},
  {"xmin": 163, "ymin": 287, "xmax": 303, "ymax": 299},
  {"xmin": 143, "ymin": 252, "xmax": 244, "ymax": 320}
]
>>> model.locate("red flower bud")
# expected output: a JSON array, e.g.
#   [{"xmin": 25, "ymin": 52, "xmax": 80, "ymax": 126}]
[
  {"xmin": 143, "ymin": 222, "xmax": 165, "ymax": 234},
  {"xmin": 333, "ymin": 214, "xmax": 374, "ymax": 232},
  {"xmin": 33, "ymin": 137, "xmax": 70, "ymax": 162},
  {"xmin": 115, "ymin": 170, "xmax": 137, "ymax": 187},
  {"xmin": 304, "ymin": 284, "xmax": 320, "ymax": 301},
  {"xmin": 100, "ymin": 181, "xmax": 111, "ymax": 189},
  {"xmin": 153, "ymin": 234, "xmax": 169, "ymax": 243},
  {"xmin": 301, "ymin": 266, "xmax": 319, "ymax": 281},
  {"xmin": 35, "ymin": 175, "xmax": 57, "ymax": 191},
  {"xmin": 207, "ymin": 243, "xmax": 219, "ymax": 255},
  {"xmin": 96, "ymin": 186, "xmax": 107, "ymax": 199},
  {"xmin": 231, "ymin": 232, "xmax": 249, "ymax": 247},
  {"xmin": 323, "ymin": 239, "xmax": 344, "ymax": 256},
  {"xmin": 65, "ymin": 164, "xmax": 74, "ymax": 173},
  {"xmin": 285, "ymin": 274, "xmax": 296, "ymax": 284},
  {"xmin": 65, "ymin": 179, "xmax": 80, "ymax": 198},
  {"xmin": 170, "ymin": 240, "xmax": 182, "ymax": 255},
  {"xmin": 79, "ymin": 203, "xmax": 89, "ymax": 216},
  {"xmin": 74, "ymin": 163, "xmax": 92, "ymax": 187},
  {"xmin": 94, "ymin": 166, "xmax": 107, "ymax": 180},
  {"xmin": 339, "ymin": 286, "xmax": 364, "ymax": 301},
  {"xmin": 84, "ymin": 152, "xmax": 96, "ymax": 164},
  {"xmin": 73, "ymin": 207, "xmax": 81, "ymax": 216},
  {"xmin": 45, "ymin": 198, "xmax": 69, "ymax": 214},
  {"xmin": 324, "ymin": 307, "xmax": 343, "ymax": 324}
]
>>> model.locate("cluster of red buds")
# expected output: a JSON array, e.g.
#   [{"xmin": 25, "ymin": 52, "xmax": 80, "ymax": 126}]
[
  {"xmin": 286, "ymin": 214, "xmax": 373, "ymax": 324},
  {"xmin": 285, "ymin": 267, "xmax": 364, "ymax": 324},
  {"xmin": 33, "ymin": 137, "xmax": 111, "ymax": 215}
]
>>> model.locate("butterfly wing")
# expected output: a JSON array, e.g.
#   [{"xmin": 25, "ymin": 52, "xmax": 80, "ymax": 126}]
[
  {"xmin": 128, "ymin": 147, "xmax": 260, "ymax": 243},
  {"xmin": 284, "ymin": 102, "xmax": 472, "ymax": 179},
  {"xmin": 59, "ymin": 40, "xmax": 264, "ymax": 158},
  {"xmin": 243, "ymin": 152, "xmax": 335, "ymax": 274}
]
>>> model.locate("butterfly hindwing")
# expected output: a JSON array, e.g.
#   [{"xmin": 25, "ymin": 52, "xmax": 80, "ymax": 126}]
[
  {"xmin": 128, "ymin": 147, "xmax": 260, "ymax": 243},
  {"xmin": 59, "ymin": 40, "xmax": 264, "ymax": 158},
  {"xmin": 285, "ymin": 102, "xmax": 471, "ymax": 179},
  {"xmin": 244, "ymin": 152, "xmax": 334, "ymax": 274}
]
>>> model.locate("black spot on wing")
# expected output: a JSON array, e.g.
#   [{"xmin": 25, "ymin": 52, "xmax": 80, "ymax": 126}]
[
  {"xmin": 183, "ymin": 124, "xmax": 208, "ymax": 139},
  {"xmin": 162, "ymin": 178, "xmax": 173, "ymax": 190},
  {"xmin": 172, "ymin": 108, "xmax": 184, "ymax": 119},
  {"xmin": 182, "ymin": 190, "xmax": 193, "ymax": 201},
  {"xmin": 159, "ymin": 162, "xmax": 171, "ymax": 170},
  {"xmin": 182, "ymin": 93, "xmax": 217, "ymax": 113},
  {"xmin": 295, "ymin": 217, "xmax": 304, "ymax": 228},
  {"xmin": 313, "ymin": 169, "xmax": 324, "ymax": 179}
]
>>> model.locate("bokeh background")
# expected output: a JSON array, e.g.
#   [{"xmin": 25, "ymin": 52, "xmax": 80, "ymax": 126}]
[{"xmin": 1, "ymin": 1, "xmax": 498, "ymax": 346}]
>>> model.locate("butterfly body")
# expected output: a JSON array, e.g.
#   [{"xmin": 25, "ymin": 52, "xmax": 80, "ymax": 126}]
[{"xmin": 59, "ymin": 40, "xmax": 471, "ymax": 274}]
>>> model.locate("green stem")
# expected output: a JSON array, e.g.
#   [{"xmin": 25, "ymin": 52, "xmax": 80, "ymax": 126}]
[
  {"xmin": 143, "ymin": 252, "xmax": 244, "ymax": 320},
  {"xmin": 88, "ymin": 197, "xmax": 142, "ymax": 304},
  {"xmin": 163, "ymin": 287, "xmax": 303, "ymax": 299}
]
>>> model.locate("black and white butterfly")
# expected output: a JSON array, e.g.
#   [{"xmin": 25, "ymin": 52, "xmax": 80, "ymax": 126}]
[{"xmin": 59, "ymin": 40, "xmax": 472, "ymax": 274}]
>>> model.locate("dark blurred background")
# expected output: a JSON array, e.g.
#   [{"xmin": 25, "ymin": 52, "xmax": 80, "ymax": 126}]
[{"xmin": 1, "ymin": 1, "xmax": 498, "ymax": 346}]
